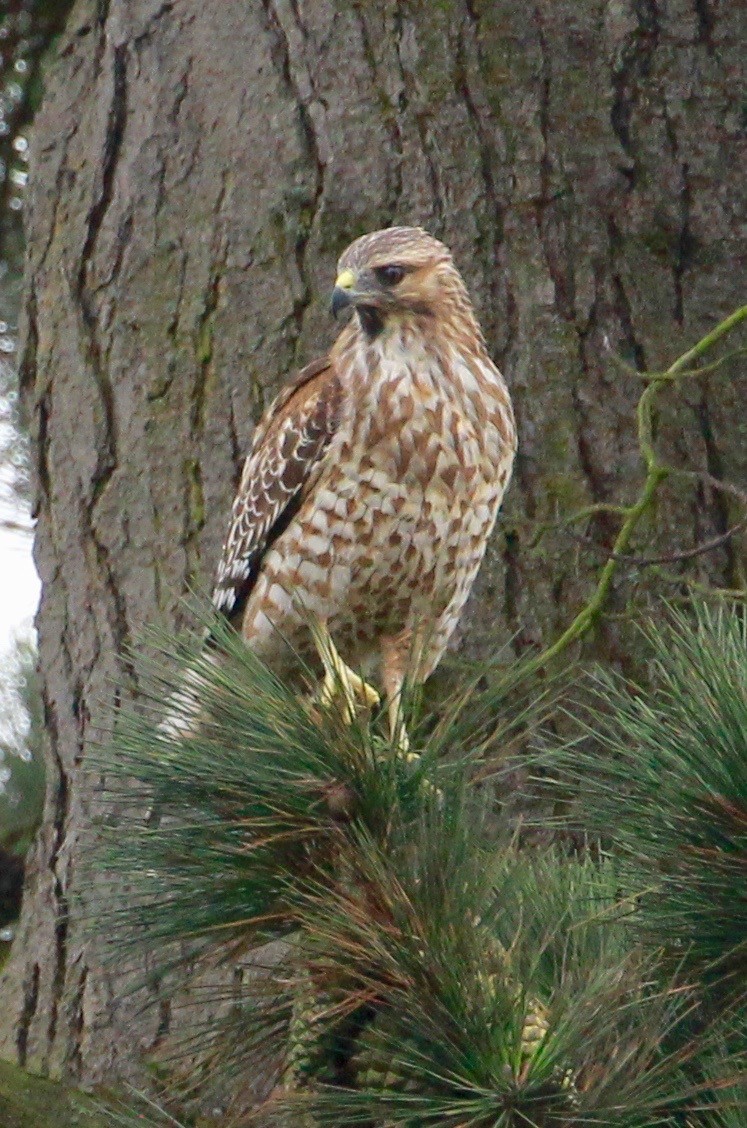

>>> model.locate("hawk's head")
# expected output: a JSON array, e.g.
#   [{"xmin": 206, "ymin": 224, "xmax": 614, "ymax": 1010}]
[{"xmin": 332, "ymin": 227, "xmax": 470, "ymax": 340}]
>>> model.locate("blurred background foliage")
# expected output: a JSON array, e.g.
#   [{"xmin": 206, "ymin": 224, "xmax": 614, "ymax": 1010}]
[
  {"xmin": 0, "ymin": 638, "xmax": 44, "ymax": 857},
  {"xmin": 0, "ymin": 639, "xmax": 44, "ymax": 968},
  {"xmin": 0, "ymin": 1, "xmax": 76, "ymax": 336},
  {"xmin": 0, "ymin": 0, "xmax": 74, "ymax": 950},
  {"xmin": 0, "ymin": 0, "xmax": 75, "ymax": 504}
]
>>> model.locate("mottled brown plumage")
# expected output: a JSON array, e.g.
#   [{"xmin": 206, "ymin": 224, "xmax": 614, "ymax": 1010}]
[{"xmin": 212, "ymin": 226, "xmax": 516, "ymax": 732}]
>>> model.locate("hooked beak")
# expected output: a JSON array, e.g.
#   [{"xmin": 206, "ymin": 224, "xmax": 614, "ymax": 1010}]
[{"xmin": 331, "ymin": 269, "xmax": 357, "ymax": 318}]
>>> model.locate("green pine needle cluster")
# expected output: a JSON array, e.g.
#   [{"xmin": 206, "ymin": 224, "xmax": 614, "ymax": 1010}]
[
  {"xmin": 87, "ymin": 604, "xmax": 745, "ymax": 1126},
  {"xmin": 538, "ymin": 602, "xmax": 747, "ymax": 1004}
]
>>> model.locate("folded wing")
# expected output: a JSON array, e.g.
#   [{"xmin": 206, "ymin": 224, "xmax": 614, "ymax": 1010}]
[{"xmin": 212, "ymin": 356, "xmax": 342, "ymax": 625}]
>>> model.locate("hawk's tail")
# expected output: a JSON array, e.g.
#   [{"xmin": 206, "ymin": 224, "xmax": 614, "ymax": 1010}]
[{"xmin": 158, "ymin": 651, "xmax": 221, "ymax": 741}]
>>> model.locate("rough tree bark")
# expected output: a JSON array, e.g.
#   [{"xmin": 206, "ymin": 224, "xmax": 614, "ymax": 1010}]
[{"xmin": 0, "ymin": 0, "xmax": 743, "ymax": 1087}]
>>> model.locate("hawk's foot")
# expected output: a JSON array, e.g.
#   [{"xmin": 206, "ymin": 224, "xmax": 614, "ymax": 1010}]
[
  {"xmin": 310, "ymin": 620, "xmax": 380, "ymax": 724},
  {"xmin": 389, "ymin": 721, "xmax": 442, "ymax": 802},
  {"xmin": 317, "ymin": 662, "xmax": 381, "ymax": 722}
]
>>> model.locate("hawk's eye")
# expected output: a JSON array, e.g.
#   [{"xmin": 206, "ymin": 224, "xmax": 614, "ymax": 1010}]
[{"xmin": 375, "ymin": 264, "xmax": 405, "ymax": 287}]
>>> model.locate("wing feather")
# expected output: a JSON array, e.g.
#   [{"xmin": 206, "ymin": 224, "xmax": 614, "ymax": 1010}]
[{"xmin": 212, "ymin": 356, "xmax": 342, "ymax": 622}]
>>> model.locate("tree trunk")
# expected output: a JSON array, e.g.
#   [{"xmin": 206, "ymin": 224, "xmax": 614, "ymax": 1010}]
[{"xmin": 0, "ymin": 0, "xmax": 743, "ymax": 1087}]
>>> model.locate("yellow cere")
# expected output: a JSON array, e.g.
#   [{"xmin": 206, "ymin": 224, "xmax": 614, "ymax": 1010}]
[{"xmin": 335, "ymin": 269, "xmax": 357, "ymax": 290}]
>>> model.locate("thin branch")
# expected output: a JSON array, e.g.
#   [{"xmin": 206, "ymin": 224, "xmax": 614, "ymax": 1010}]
[
  {"xmin": 0, "ymin": 515, "xmax": 34, "ymax": 534},
  {"xmin": 525, "ymin": 501, "xmax": 627, "ymax": 549},
  {"xmin": 669, "ymin": 468, "xmax": 747, "ymax": 507},
  {"xmin": 664, "ymin": 305, "xmax": 747, "ymax": 377},
  {"xmin": 518, "ymin": 304, "xmax": 747, "ymax": 676},
  {"xmin": 640, "ymin": 346, "xmax": 747, "ymax": 382},
  {"xmin": 560, "ymin": 515, "xmax": 747, "ymax": 567},
  {"xmin": 649, "ymin": 569, "xmax": 747, "ymax": 603},
  {"xmin": 573, "ymin": 521, "xmax": 744, "ymax": 573},
  {"xmin": 615, "ymin": 518, "xmax": 747, "ymax": 567}
]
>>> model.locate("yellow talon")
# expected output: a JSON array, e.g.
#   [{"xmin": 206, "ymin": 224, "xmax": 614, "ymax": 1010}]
[
  {"xmin": 311, "ymin": 620, "xmax": 380, "ymax": 723},
  {"xmin": 317, "ymin": 663, "xmax": 380, "ymax": 720},
  {"xmin": 308, "ymin": 620, "xmax": 439, "ymax": 797}
]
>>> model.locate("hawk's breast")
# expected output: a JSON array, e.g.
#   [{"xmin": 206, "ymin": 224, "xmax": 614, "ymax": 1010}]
[{"xmin": 310, "ymin": 342, "xmax": 512, "ymax": 633}]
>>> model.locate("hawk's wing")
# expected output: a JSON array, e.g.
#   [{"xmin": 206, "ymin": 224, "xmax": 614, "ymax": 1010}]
[{"xmin": 212, "ymin": 356, "xmax": 343, "ymax": 623}]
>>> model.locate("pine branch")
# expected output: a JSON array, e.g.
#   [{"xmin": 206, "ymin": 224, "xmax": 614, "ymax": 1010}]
[
  {"xmin": 87, "ymin": 609, "xmax": 744, "ymax": 1124},
  {"xmin": 534, "ymin": 601, "xmax": 747, "ymax": 1005}
]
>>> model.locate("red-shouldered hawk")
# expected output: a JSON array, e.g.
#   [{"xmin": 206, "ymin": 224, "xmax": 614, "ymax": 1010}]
[{"xmin": 212, "ymin": 227, "xmax": 516, "ymax": 747}]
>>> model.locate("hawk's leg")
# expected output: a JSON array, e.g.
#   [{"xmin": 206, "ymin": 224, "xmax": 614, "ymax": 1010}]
[
  {"xmin": 310, "ymin": 619, "xmax": 380, "ymax": 723},
  {"xmin": 381, "ymin": 636, "xmax": 441, "ymax": 799},
  {"xmin": 380, "ymin": 634, "xmax": 416, "ymax": 760}
]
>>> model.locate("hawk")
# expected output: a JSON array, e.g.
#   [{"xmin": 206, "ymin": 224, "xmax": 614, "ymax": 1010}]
[{"xmin": 212, "ymin": 227, "xmax": 516, "ymax": 747}]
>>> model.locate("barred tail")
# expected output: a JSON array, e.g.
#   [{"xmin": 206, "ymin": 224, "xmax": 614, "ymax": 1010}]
[{"xmin": 158, "ymin": 653, "xmax": 220, "ymax": 740}]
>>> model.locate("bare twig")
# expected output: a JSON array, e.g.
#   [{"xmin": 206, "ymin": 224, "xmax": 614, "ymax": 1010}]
[
  {"xmin": 669, "ymin": 469, "xmax": 747, "ymax": 507},
  {"xmin": 519, "ymin": 304, "xmax": 747, "ymax": 676},
  {"xmin": 648, "ymin": 569, "xmax": 747, "ymax": 603},
  {"xmin": 560, "ymin": 515, "xmax": 747, "ymax": 567},
  {"xmin": 0, "ymin": 516, "xmax": 34, "ymax": 534},
  {"xmin": 639, "ymin": 346, "xmax": 747, "ymax": 383},
  {"xmin": 525, "ymin": 501, "xmax": 627, "ymax": 549}
]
